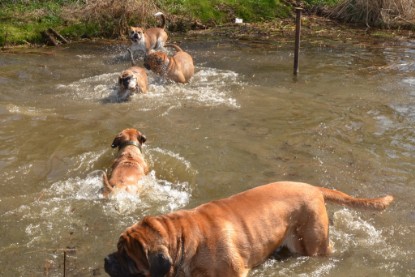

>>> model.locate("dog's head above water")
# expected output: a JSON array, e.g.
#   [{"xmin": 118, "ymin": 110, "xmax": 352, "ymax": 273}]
[
  {"xmin": 119, "ymin": 70, "xmax": 138, "ymax": 91},
  {"xmin": 111, "ymin": 128, "xmax": 147, "ymax": 150},
  {"xmin": 129, "ymin": 27, "xmax": 144, "ymax": 43},
  {"xmin": 117, "ymin": 71, "xmax": 138, "ymax": 101},
  {"xmin": 143, "ymin": 51, "xmax": 169, "ymax": 75},
  {"xmin": 105, "ymin": 223, "xmax": 173, "ymax": 277},
  {"xmin": 117, "ymin": 67, "xmax": 148, "ymax": 101}
]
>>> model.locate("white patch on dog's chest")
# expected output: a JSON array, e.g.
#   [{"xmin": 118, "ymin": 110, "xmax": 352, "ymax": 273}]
[{"xmin": 131, "ymin": 39, "xmax": 146, "ymax": 52}]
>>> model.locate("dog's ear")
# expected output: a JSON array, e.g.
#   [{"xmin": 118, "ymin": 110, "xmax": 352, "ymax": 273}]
[
  {"xmin": 111, "ymin": 135, "xmax": 121, "ymax": 148},
  {"xmin": 129, "ymin": 27, "xmax": 135, "ymax": 36},
  {"xmin": 138, "ymin": 134, "xmax": 147, "ymax": 144},
  {"xmin": 148, "ymin": 251, "xmax": 172, "ymax": 277}
]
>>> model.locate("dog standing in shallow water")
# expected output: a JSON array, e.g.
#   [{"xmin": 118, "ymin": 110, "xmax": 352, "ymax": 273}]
[
  {"xmin": 103, "ymin": 128, "xmax": 149, "ymax": 197},
  {"xmin": 144, "ymin": 43, "xmax": 194, "ymax": 83},
  {"xmin": 129, "ymin": 12, "xmax": 168, "ymax": 55},
  {"xmin": 117, "ymin": 67, "xmax": 148, "ymax": 101},
  {"xmin": 105, "ymin": 181, "xmax": 393, "ymax": 276}
]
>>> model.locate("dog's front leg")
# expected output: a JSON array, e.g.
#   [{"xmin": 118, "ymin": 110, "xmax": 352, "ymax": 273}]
[{"xmin": 127, "ymin": 48, "xmax": 136, "ymax": 66}]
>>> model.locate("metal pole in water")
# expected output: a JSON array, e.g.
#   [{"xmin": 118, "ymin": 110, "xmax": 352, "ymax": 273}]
[
  {"xmin": 63, "ymin": 250, "xmax": 66, "ymax": 277},
  {"xmin": 293, "ymin": 7, "xmax": 302, "ymax": 75}
]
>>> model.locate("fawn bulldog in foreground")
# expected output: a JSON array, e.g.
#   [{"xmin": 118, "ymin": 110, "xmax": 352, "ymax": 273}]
[
  {"xmin": 105, "ymin": 181, "xmax": 393, "ymax": 276},
  {"xmin": 129, "ymin": 12, "xmax": 168, "ymax": 55},
  {"xmin": 144, "ymin": 43, "xmax": 194, "ymax": 84},
  {"xmin": 103, "ymin": 128, "xmax": 149, "ymax": 197}
]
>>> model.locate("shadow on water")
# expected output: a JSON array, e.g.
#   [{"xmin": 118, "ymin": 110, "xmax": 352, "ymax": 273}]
[{"xmin": 0, "ymin": 36, "xmax": 415, "ymax": 276}]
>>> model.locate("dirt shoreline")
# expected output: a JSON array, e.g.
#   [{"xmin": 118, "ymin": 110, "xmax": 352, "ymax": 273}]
[
  {"xmin": 188, "ymin": 16, "xmax": 415, "ymax": 42},
  {"xmin": 2, "ymin": 15, "xmax": 414, "ymax": 51}
]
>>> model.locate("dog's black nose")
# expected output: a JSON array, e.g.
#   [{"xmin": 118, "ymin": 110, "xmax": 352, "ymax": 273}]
[{"xmin": 122, "ymin": 77, "xmax": 130, "ymax": 88}]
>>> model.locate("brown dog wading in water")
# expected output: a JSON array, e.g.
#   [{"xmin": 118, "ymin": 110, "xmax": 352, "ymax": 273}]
[
  {"xmin": 144, "ymin": 44, "xmax": 194, "ymax": 84},
  {"xmin": 105, "ymin": 181, "xmax": 393, "ymax": 276},
  {"xmin": 129, "ymin": 12, "xmax": 168, "ymax": 55},
  {"xmin": 103, "ymin": 128, "xmax": 149, "ymax": 197},
  {"xmin": 117, "ymin": 67, "xmax": 148, "ymax": 101}
]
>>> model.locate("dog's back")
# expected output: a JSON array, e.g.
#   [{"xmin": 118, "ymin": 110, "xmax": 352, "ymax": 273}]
[
  {"xmin": 166, "ymin": 44, "xmax": 194, "ymax": 83},
  {"xmin": 106, "ymin": 181, "xmax": 393, "ymax": 276},
  {"xmin": 174, "ymin": 51, "xmax": 194, "ymax": 82}
]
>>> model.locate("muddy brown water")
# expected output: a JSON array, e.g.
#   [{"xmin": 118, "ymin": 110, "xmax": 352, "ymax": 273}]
[{"xmin": 0, "ymin": 35, "xmax": 414, "ymax": 276}]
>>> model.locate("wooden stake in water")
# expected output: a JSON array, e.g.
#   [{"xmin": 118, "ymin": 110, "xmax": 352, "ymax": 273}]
[
  {"xmin": 63, "ymin": 250, "xmax": 66, "ymax": 277},
  {"xmin": 293, "ymin": 8, "xmax": 302, "ymax": 75}
]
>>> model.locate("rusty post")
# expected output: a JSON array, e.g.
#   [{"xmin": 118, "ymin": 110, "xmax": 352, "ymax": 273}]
[
  {"xmin": 63, "ymin": 250, "xmax": 66, "ymax": 277},
  {"xmin": 293, "ymin": 7, "xmax": 302, "ymax": 75}
]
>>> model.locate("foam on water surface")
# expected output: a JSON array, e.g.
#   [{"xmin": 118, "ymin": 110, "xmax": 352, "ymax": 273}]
[{"xmin": 57, "ymin": 66, "xmax": 243, "ymax": 108}]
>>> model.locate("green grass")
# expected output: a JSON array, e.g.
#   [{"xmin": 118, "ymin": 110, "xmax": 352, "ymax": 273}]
[
  {"xmin": 161, "ymin": 0, "xmax": 293, "ymax": 23},
  {"xmin": 303, "ymin": 0, "xmax": 339, "ymax": 6},
  {"xmin": 0, "ymin": 1, "xmax": 64, "ymax": 45},
  {"xmin": 0, "ymin": 0, "xmax": 345, "ymax": 46}
]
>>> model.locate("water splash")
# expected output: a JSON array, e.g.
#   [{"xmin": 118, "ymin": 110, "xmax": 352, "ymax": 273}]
[
  {"xmin": 330, "ymin": 209, "xmax": 384, "ymax": 252},
  {"xmin": 57, "ymin": 66, "xmax": 243, "ymax": 108},
  {"xmin": 249, "ymin": 208, "xmax": 399, "ymax": 277},
  {"xmin": 56, "ymin": 72, "xmax": 117, "ymax": 100},
  {"xmin": 145, "ymin": 67, "xmax": 241, "ymax": 108},
  {"xmin": 103, "ymin": 171, "xmax": 191, "ymax": 215}
]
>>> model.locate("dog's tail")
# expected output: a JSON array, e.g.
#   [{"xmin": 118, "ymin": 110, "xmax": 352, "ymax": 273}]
[
  {"xmin": 165, "ymin": 43, "xmax": 184, "ymax": 52},
  {"xmin": 154, "ymin": 12, "xmax": 166, "ymax": 29},
  {"xmin": 102, "ymin": 172, "xmax": 113, "ymax": 197},
  {"xmin": 318, "ymin": 187, "xmax": 393, "ymax": 210}
]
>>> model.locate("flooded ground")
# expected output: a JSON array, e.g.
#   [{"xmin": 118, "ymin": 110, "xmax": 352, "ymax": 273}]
[{"xmin": 0, "ymin": 33, "xmax": 414, "ymax": 276}]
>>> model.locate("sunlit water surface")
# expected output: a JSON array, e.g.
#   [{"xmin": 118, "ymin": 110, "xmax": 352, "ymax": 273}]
[{"xmin": 0, "ymin": 35, "xmax": 414, "ymax": 276}]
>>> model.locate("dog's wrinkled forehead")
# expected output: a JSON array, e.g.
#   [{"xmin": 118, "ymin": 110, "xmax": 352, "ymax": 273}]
[
  {"xmin": 144, "ymin": 52, "xmax": 168, "ymax": 72},
  {"xmin": 154, "ymin": 53, "xmax": 167, "ymax": 64},
  {"xmin": 118, "ymin": 233, "xmax": 149, "ymax": 276}
]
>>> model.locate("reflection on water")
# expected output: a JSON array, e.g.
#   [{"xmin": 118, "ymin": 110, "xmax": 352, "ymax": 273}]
[{"xmin": 0, "ymin": 36, "xmax": 415, "ymax": 276}]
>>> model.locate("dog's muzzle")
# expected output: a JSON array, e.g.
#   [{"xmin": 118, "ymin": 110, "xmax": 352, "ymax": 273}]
[
  {"xmin": 121, "ymin": 76, "xmax": 132, "ymax": 88},
  {"xmin": 130, "ymin": 33, "xmax": 140, "ymax": 42},
  {"xmin": 104, "ymin": 252, "xmax": 144, "ymax": 277}
]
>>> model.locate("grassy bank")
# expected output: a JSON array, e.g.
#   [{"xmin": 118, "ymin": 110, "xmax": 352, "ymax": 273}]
[
  {"xmin": 1, "ymin": 0, "xmax": 414, "ymax": 47},
  {"xmin": 1, "ymin": 1, "xmax": 64, "ymax": 45},
  {"xmin": 0, "ymin": 0, "xmax": 294, "ymax": 46}
]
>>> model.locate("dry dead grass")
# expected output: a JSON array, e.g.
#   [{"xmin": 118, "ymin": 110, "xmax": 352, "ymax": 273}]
[
  {"xmin": 329, "ymin": 0, "xmax": 415, "ymax": 27},
  {"xmin": 61, "ymin": 0, "xmax": 161, "ymax": 38}
]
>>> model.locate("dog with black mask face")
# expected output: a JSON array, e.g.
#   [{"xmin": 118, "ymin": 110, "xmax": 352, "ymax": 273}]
[
  {"xmin": 117, "ymin": 67, "xmax": 148, "ymax": 101},
  {"xmin": 144, "ymin": 44, "xmax": 194, "ymax": 84}
]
